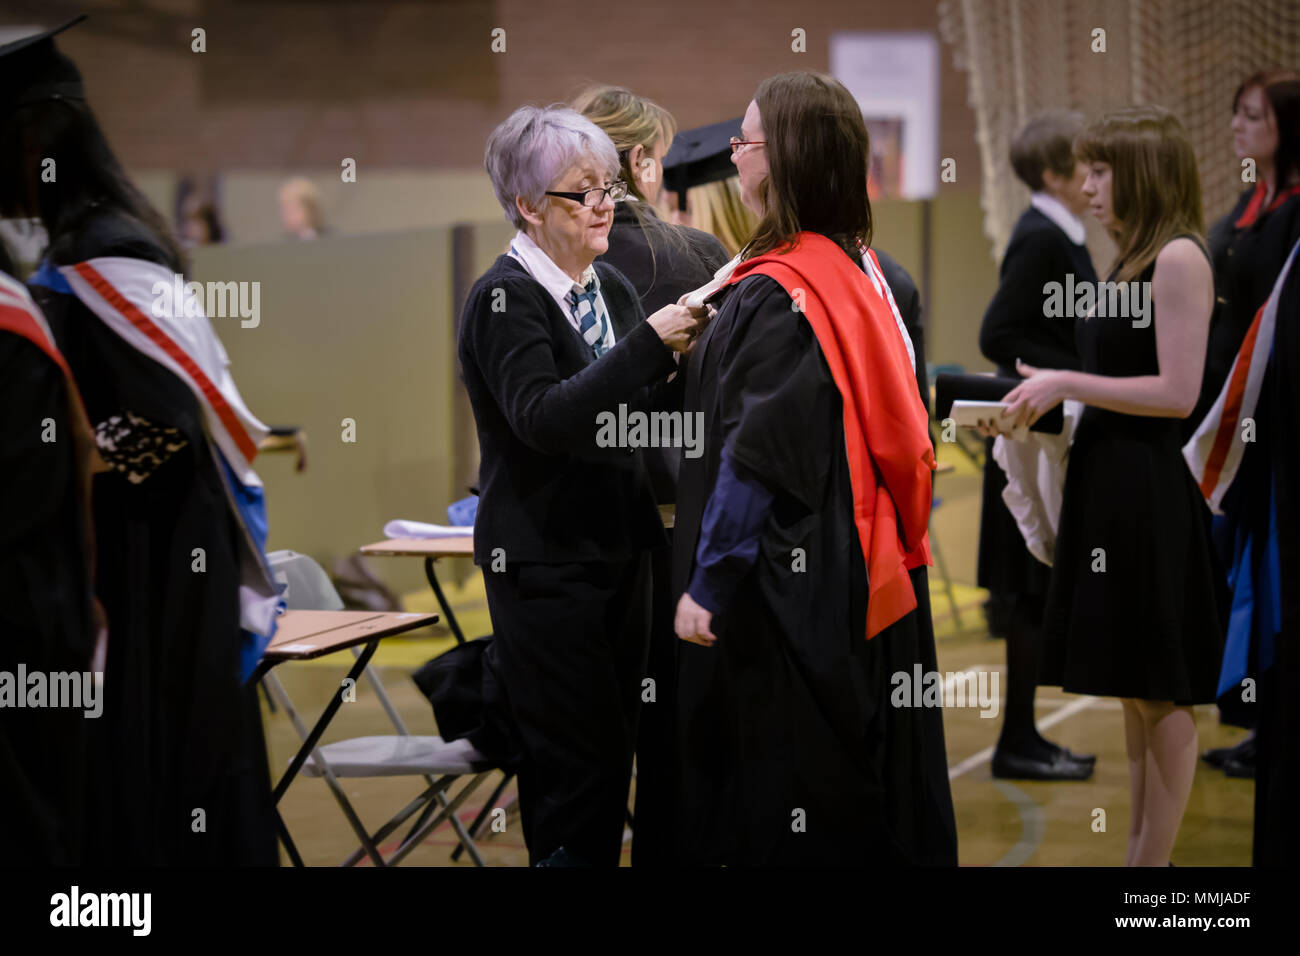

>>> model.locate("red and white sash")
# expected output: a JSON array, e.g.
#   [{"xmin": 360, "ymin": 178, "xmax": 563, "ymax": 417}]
[
  {"xmin": 59, "ymin": 257, "xmax": 269, "ymax": 486},
  {"xmin": 57, "ymin": 257, "xmax": 279, "ymax": 636},
  {"xmin": 1184, "ymin": 237, "xmax": 1300, "ymax": 512}
]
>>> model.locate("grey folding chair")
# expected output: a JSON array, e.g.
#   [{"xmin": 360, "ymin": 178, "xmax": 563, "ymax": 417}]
[{"xmin": 264, "ymin": 549, "xmax": 497, "ymax": 866}]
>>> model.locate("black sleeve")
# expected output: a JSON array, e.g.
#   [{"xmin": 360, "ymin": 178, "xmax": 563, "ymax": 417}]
[
  {"xmin": 978, "ymin": 235, "xmax": 1081, "ymax": 371},
  {"xmin": 0, "ymin": 335, "xmax": 74, "ymax": 543},
  {"xmin": 462, "ymin": 276, "xmax": 677, "ymax": 458},
  {"xmin": 875, "ymin": 251, "xmax": 929, "ymax": 415},
  {"xmin": 719, "ymin": 277, "xmax": 837, "ymax": 512}
]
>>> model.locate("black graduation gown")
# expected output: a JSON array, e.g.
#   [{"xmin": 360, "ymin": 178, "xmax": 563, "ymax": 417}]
[
  {"xmin": 1254, "ymin": 239, "xmax": 1300, "ymax": 865},
  {"xmin": 31, "ymin": 211, "xmax": 277, "ymax": 865},
  {"xmin": 672, "ymin": 273, "xmax": 957, "ymax": 866},
  {"xmin": 1202, "ymin": 189, "xmax": 1300, "ymax": 727},
  {"xmin": 0, "ymin": 331, "xmax": 96, "ymax": 864}
]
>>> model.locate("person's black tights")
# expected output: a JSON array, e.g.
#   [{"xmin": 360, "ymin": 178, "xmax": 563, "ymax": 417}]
[{"xmin": 996, "ymin": 592, "xmax": 1057, "ymax": 760}]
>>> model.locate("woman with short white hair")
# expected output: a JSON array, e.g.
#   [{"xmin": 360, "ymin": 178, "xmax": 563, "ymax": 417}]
[{"xmin": 459, "ymin": 104, "xmax": 702, "ymax": 866}]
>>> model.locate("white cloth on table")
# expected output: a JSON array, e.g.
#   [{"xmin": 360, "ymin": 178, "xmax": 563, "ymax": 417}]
[{"xmin": 383, "ymin": 519, "xmax": 473, "ymax": 539}]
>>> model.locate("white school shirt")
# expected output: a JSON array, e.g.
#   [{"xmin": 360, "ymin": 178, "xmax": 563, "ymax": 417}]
[{"xmin": 507, "ymin": 230, "xmax": 617, "ymax": 352}]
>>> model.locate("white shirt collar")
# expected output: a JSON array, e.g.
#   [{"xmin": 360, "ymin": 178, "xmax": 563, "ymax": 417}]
[
  {"xmin": 507, "ymin": 230, "xmax": 596, "ymax": 311},
  {"xmin": 1030, "ymin": 192, "xmax": 1086, "ymax": 245},
  {"xmin": 507, "ymin": 230, "xmax": 614, "ymax": 351}
]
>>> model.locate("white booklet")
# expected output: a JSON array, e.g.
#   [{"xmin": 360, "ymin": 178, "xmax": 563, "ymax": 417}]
[{"xmin": 950, "ymin": 400, "xmax": 1029, "ymax": 441}]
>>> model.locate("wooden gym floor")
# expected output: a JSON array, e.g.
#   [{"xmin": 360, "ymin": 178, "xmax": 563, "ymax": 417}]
[{"xmin": 265, "ymin": 441, "xmax": 1254, "ymax": 866}]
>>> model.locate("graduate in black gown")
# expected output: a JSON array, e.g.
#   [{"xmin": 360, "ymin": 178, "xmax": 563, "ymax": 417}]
[
  {"xmin": 0, "ymin": 244, "xmax": 98, "ymax": 865},
  {"xmin": 1255, "ymin": 233, "xmax": 1300, "ymax": 865},
  {"xmin": 1195, "ymin": 71, "xmax": 1300, "ymax": 778},
  {"xmin": 0, "ymin": 20, "xmax": 278, "ymax": 865},
  {"xmin": 671, "ymin": 72, "xmax": 957, "ymax": 866},
  {"xmin": 1001, "ymin": 107, "xmax": 1223, "ymax": 866}
]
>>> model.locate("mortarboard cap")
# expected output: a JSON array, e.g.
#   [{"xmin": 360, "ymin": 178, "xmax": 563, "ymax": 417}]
[
  {"xmin": 0, "ymin": 15, "xmax": 88, "ymax": 118},
  {"xmin": 662, "ymin": 117, "xmax": 742, "ymax": 211}
]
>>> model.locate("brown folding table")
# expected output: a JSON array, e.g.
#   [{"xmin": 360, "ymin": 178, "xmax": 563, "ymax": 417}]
[
  {"xmin": 359, "ymin": 536, "xmax": 474, "ymax": 645},
  {"xmin": 253, "ymin": 609, "xmax": 439, "ymax": 866}
]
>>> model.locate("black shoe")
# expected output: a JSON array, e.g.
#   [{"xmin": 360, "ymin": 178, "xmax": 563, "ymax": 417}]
[
  {"xmin": 1201, "ymin": 745, "xmax": 1235, "ymax": 769},
  {"xmin": 1206, "ymin": 734, "xmax": 1255, "ymax": 774},
  {"xmin": 1045, "ymin": 741, "xmax": 1097, "ymax": 766},
  {"xmin": 992, "ymin": 748, "xmax": 1094, "ymax": 781},
  {"xmin": 534, "ymin": 846, "xmax": 592, "ymax": 867},
  {"xmin": 1223, "ymin": 753, "xmax": 1256, "ymax": 779}
]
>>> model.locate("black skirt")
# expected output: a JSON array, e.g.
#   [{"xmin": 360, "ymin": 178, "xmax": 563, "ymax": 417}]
[{"xmin": 1040, "ymin": 411, "xmax": 1224, "ymax": 703}]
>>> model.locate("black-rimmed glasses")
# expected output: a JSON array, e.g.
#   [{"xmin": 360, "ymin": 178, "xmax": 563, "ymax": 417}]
[{"xmin": 545, "ymin": 181, "xmax": 629, "ymax": 207}]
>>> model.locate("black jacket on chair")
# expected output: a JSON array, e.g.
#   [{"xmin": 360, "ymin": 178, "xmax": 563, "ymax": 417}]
[{"xmin": 458, "ymin": 254, "xmax": 677, "ymax": 567}]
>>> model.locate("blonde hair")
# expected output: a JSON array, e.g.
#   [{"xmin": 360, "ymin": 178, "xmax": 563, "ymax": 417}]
[
  {"xmin": 1076, "ymin": 106, "xmax": 1205, "ymax": 283},
  {"xmin": 689, "ymin": 177, "xmax": 758, "ymax": 257},
  {"xmin": 278, "ymin": 176, "xmax": 322, "ymax": 228},
  {"xmin": 571, "ymin": 84, "xmax": 676, "ymax": 202}
]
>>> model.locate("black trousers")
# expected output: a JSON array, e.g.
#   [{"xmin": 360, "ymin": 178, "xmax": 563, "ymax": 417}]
[
  {"xmin": 483, "ymin": 554, "xmax": 652, "ymax": 865},
  {"xmin": 631, "ymin": 543, "xmax": 677, "ymax": 866}
]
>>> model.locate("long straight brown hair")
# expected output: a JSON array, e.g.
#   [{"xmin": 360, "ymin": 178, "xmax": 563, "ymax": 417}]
[
  {"xmin": 743, "ymin": 71, "xmax": 873, "ymax": 261},
  {"xmin": 1075, "ymin": 106, "xmax": 1205, "ymax": 283}
]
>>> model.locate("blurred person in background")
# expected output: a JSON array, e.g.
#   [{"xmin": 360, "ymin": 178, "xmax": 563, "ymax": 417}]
[
  {"xmin": 976, "ymin": 111, "xmax": 1098, "ymax": 781},
  {"xmin": 0, "ymin": 17, "xmax": 280, "ymax": 866},
  {"xmin": 1195, "ymin": 71, "xmax": 1300, "ymax": 780},
  {"xmin": 279, "ymin": 176, "xmax": 326, "ymax": 240},
  {"xmin": 0, "ymin": 237, "xmax": 99, "ymax": 865}
]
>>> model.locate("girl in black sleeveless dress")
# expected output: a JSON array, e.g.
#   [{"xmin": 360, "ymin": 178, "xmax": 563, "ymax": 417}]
[{"xmin": 993, "ymin": 107, "xmax": 1224, "ymax": 866}]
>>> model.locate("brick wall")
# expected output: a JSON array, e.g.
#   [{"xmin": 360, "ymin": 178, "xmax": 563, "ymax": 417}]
[{"xmin": 5, "ymin": 0, "xmax": 981, "ymax": 180}]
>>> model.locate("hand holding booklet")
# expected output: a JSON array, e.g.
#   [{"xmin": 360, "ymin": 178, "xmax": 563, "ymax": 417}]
[
  {"xmin": 950, "ymin": 399, "xmax": 1029, "ymax": 440},
  {"xmin": 934, "ymin": 372, "xmax": 1064, "ymax": 435}
]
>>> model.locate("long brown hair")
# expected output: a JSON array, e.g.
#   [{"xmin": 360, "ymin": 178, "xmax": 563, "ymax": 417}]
[
  {"xmin": 1075, "ymin": 106, "xmax": 1205, "ymax": 283},
  {"xmin": 743, "ymin": 71, "xmax": 873, "ymax": 261}
]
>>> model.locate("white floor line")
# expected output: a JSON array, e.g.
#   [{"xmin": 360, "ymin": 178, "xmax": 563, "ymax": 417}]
[{"xmin": 948, "ymin": 695, "xmax": 1100, "ymax": 780}]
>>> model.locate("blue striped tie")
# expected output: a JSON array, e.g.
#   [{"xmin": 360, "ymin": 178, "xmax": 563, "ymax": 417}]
[{"xmin": 567, "ymin": 276, "xmax": 611, "ymax": 358}]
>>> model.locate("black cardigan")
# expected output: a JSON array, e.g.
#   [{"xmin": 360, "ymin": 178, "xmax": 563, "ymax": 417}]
[
  {"xmin": 458, "ymin": 254, "xmax": 677, "ymax": 565},
  {"xmin": 979, "ymin": 207, "xmax": 1095, "ymax": 377}
]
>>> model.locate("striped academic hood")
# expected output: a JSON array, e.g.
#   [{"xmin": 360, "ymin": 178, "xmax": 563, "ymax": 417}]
[
  {"xmin": 33, "ymin": 256, "xmax": 281, "ymax": 677},
  {"xmin": 723, "ymin": 232, "xmax": 935, "ymax": 639},
  {"xmin": 1185, "ymin": 237, "xmax": 1300, "ymax": 512}
]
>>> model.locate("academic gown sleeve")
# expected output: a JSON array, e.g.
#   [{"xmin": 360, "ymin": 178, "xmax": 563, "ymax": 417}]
[
  {"xmin": 720, "ymin": 276, "xmax": 842, "ymax": 513},
  {"xmin": 0, "ymin": 333, "xmax": 95, "ymax": 863},
  {"xmin": 685, "ymin": 276, "xmax": 840, "ymax": 613}
]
